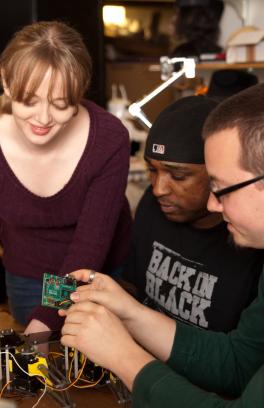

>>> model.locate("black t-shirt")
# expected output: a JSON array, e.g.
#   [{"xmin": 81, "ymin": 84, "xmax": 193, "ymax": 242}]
[{"xmin": 124, "ymin": 187, "xmax": 263, "ymax": 332}]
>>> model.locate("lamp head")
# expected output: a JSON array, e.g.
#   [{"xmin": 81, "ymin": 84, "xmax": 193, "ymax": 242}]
[{"xmin": 184, "ymin": 58, "xmax": 196, "ymax": 78}]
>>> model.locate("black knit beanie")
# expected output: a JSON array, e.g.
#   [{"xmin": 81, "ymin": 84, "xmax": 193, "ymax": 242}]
[{"xmin": 144, "ymin": 95, "xmax": 218, "ymax": 164}]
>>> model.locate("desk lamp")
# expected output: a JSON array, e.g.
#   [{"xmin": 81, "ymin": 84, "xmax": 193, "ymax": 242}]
[{"xmin": 128, "ymin": 56, "xmax": 196, "ymax": 128}]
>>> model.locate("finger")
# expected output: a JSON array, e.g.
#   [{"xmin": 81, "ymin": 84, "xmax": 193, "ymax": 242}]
[
  {"xmin": 67, "ymin": 301, "xmax": 104, "ymax": 319},
  {"xmin": 64, "ymin": 310, "xmax": 89, "ymax": 325},
  {"xmin": 70, "ymin": 286, "xmax": 95, "ymax": 301},
  {"xmin": 69, "ymin": 269, "xmax": 90, "ymax": 282},
  {"xmin": 71, "ymin": 288, "xmax": 108, "ymax": 307},
  {"xmin": 77, "ymin": 283, "xmax": 101, "ymax": 292},
  {"xmin": 72, "ymin": 270, "xmax": 106, "ymax": 292},
  {"xmin": 75, "ymin": 272, "xmax": 111, "ymax": 291},
  {"xmin": 67, "ymin": 301, "xmax": 104, "ymax": 318},
  {"xmin": 69, "ymin": 269, "xmax": 94, "ymax": 283},
  {"xmin": 61, "ymin": 334, "xmax": 77, "ymax": 349},
  {"xmin": 58, "ymin": 309, "xmax": 68, "ymax": 317},
  {"xmin": 62, "ymin": 321, "xmax": 83, "ymax": 336}
]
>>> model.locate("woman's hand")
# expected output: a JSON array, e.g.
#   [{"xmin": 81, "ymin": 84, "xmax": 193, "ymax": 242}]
[
  {"xmin": 60, "ymin": 269, "xmax": 143, "ymax": 323},
  {"xmin": 61, "ymin": 300, "xmax": 155, "ymax": 390}
]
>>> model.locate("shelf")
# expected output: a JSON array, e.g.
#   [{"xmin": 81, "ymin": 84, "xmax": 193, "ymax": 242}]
[
  {"xmin": 146, "ymin": 61, "xmax": 264, "ymax": 73},
  {"xmin": 108, "ymin": 60, "xmax": 264, "ymax": 74},
  {"xmin": 107, "ymin": 61, "xmax": 264, "ymax": 80},
  {"xmin": 196, "ymin": 62, "xmax": 264, "ymax": 70}
]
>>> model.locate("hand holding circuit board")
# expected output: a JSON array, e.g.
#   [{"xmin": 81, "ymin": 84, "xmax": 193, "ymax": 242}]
[{"xmin": 41, "ymin": 273, "xmax": 77, "ymax": 310}]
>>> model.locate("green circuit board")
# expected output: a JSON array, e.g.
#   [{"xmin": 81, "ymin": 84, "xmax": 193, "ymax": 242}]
[{"xmin": 41, "ymin": 273, "xmax": 77, "ymax": 310}]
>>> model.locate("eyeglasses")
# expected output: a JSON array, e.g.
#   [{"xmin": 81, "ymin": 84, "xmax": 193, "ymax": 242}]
[{"xmin": 212, "ymin": 174, "xmax": 264, "ymax": 203}]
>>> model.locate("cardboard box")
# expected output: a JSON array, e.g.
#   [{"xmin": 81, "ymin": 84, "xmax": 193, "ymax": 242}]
[{"xmin": 226, "ymin": 30, "xmax": 264, "ymax": 63}]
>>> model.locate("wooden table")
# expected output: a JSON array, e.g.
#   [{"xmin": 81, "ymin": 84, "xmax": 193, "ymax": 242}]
[
  {"xmin": 16, "ymin": 385, "xmax": 127, "ymax": 408},
  {"xmin": 0, "ymin": 310, "xmax": 131, "ymax": 408}
]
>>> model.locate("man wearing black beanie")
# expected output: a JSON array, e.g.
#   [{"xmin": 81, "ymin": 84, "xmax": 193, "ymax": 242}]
[{"xmin": 124, "ymin": 95, "xmax": 262, "ymax": 332}]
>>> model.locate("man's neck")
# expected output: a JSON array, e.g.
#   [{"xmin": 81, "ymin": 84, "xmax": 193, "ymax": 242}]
[{"xmin": 191, "ymin": 212, "xmax": 223, "ymax": 229}]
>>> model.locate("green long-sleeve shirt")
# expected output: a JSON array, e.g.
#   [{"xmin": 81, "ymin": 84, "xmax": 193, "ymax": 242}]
[{"xmin": 132, "ymin": 268, "xmax": 264, "ymax": 407}]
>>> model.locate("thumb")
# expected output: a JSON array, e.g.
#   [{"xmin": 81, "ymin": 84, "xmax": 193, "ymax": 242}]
[
  {"xmin": 71, "ymin": 287, "xmax": 110, "ymax": 308},
  {"xmin": 70, "ymin": 269, "xmax": 97, "ymax": 283}
]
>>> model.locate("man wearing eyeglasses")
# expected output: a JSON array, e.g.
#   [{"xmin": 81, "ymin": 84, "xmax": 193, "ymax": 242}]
[
  {"xmin": 206, "ymin": 135, "xmax": 264, "ymax": 250},
  {"xmin": 61, "ymin": 84, "xmax": 264, "ymax": 407},
  {"xmin": 124, "ymin": 95, "xmax": 262, "ymax": 333}
]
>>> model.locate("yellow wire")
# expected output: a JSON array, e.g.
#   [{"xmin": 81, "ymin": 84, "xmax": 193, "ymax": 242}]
[
  {"xmin": 59, "ymin": 300, "xmax": 71, "ymax": 306},
  {"xmin": 68, "ymin": 349, "xmax": 75, "ymax": 382},
  {"xmin": 0, "ymin": 381, "xmax": 12, "ymax": 399},
  {"xmin": 77, "ymin": 377, "xmax": 94, "ymax": 384},
  {"xmin": 37, "ymin": 355, "xmax": 87, "ymax": 392},
  {"xmin": 48, "ymin": 351, "xmax": 64, "ymax": 358},
  {"xmin": 38, "ymin": 350, "xmax": 106, "ymax": 392},
  {"xmin": 73, "ymin": 370, "xmax": 105, "ymax": 389},
  {"xmin": 110, "ymin": 372, "xmax": 117, "ymax": 382},
  {"xmin": 69, "ymin": 352, "xmax": 104, "ymax": 386}
]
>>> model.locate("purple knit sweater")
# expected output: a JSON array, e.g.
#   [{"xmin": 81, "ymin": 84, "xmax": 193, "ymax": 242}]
[{"xmin": 0, "ymin": 100, "xmax": 132, "ymax": 329}]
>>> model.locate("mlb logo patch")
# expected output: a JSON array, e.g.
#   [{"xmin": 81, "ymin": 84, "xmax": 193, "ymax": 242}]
[{"xmin": 152, "ymin": 144, "xmax": 165, "ymax": 154}]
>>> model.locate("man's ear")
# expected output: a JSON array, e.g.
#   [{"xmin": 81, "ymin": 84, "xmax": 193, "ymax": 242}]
[{"xmin": 1, "ymin": 70, "xmax": 11, "ymax": 97}]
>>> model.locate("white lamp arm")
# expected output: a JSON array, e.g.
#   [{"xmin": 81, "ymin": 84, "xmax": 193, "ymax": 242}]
[{"xmin": 128, "ymin": 57, "xmax": 196, "ymax": 129}]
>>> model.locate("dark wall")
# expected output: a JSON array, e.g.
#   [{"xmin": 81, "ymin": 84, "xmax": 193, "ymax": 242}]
[
  {"xmin": 0, "ymin": 0, "xmax": 105, "ymax": 106},
  {"xmin": 0, "ymin": 1, "xmax": 36, "ymax": 51}
]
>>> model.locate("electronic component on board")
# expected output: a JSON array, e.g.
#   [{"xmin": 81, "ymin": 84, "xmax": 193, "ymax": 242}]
[{"xmin": 41, "ymin": 273, "xmax": 77, "ymax": 310}]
